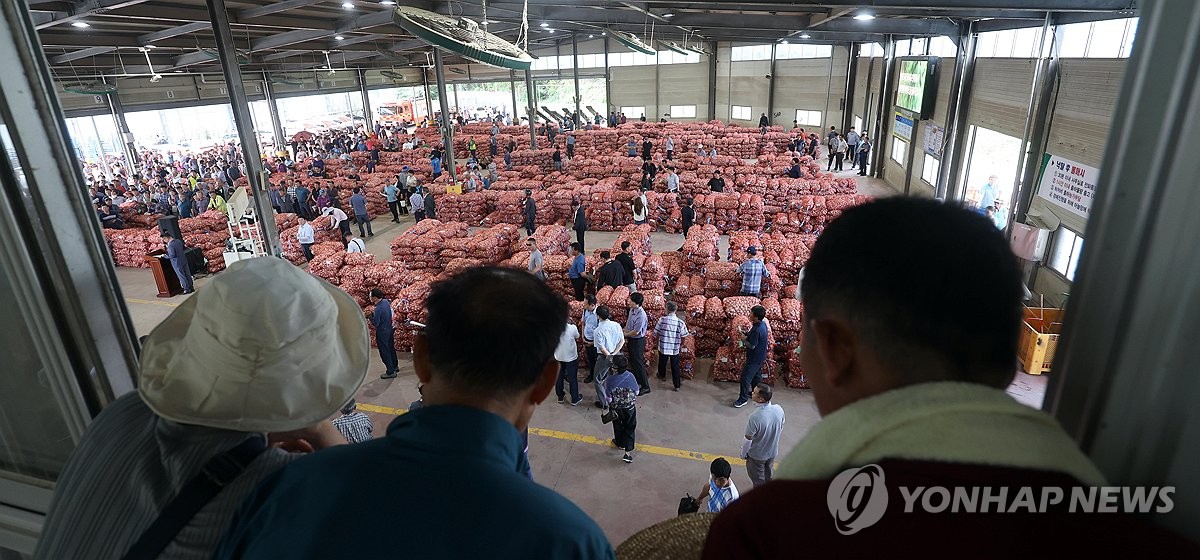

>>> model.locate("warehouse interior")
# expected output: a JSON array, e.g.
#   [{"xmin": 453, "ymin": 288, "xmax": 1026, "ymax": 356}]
[{"xmin": 3, "ymin": 0, "xmax": 1200, "ymax": 556}]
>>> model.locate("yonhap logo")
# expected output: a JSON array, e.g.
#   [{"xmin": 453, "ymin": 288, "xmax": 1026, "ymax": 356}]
[{"xmin": 826, "ymin": 464, "xmax": 889, "ymax": 535}]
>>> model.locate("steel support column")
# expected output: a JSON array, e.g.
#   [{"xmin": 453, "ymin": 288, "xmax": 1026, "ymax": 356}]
[
  {"xmin": 421, "ymin": 68, "xmax": 434, "ymax": 122},
  {"xmin": 452, "ymin": 82, "xmax": 461, "ymax": 117},
  {"xmin": 262, "ymin": 72, "xmax": 287, "ymax": 150},
  {"xmin": 708, "ymin": 41, "xmax": 718, "ymax": 121},
  {"xmin": 572, "ymin": 33, "xmax": 581, "ymax": 126},
  {"xmin": 940, "ymin": 24, "xmax": 978, "ymax": 201},
  {"xmin": 871, "ymin": 37, "xmax": 898, "ymax": 179},
  {"xmin": 525, "ymin": 69, "xmax": 538, "ymax": 148},
  {"xmin": 604, "ymin": 35, "xmax": 612, "ymax": 116},
  {"xmin": 433, "ymin": 49, "xmax": 457, "ymax": 182},
  {"xmin": 206, "ymin": 0, "xmax": 280, "ymax": 257},
  {"xmin": 509, "ymin": 70, "xmax": 519, "ymax": 123},
  {"xmin": 357, "ymin": 68, "xmax": 374, "ymax": 133},
  {"xmin": 842, "ymin": 43, "xmax": 859, "ymax": 133},
  {"xmin": 767, "ymin": 43, "xmax": 778, "ymax": 126},
  {"xmin": 105, "ymin": 91, "xmax": 138, "ymax": 174},
  {"xmin": 1013, "ymin": 16, "xmax": 1062, "ymax": 229}
]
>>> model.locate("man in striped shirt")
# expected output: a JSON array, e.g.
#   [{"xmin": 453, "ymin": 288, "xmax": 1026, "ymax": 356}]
[
  {"xmin": 332, "ymin": 400, "xmax": 374, "ymax": 444},
  {"xmin": 737, "ymin": 246, "xmax": 770, "ymax": 296},
  {"xmin": 653, "ymin": 301, "xmax": 691, "ymax": 391}
]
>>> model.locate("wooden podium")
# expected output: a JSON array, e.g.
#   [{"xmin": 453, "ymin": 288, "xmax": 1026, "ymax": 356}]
[{"xmin": 145, "ymin": 250, "xmax": 182, "ymax": 298}]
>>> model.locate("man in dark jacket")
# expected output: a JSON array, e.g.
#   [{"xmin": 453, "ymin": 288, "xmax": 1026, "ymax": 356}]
[
  {"xmin": 595, "ymin": 251, "xmax": 625, "ymax": 290},
  {"xmin": 523, "ymin": 189, "xmax": 537, "ymax": 236},
  {"xmin": 758, "ymin": 113, "xmax": 769, "ymax": 128},
  {"xmin": 641, "ymin": 138, "xmax": 652, "ymax": 161},
  {"xmin": 422, "ymin": 186, "xmax": 436, "ymax": 220},
  {"xmin": 571, "ymin": 201, "xmax": 587, "ymax": 249},
  {"xmin": 681, "ymin": 197, "xmax": 695, "ymax": 238},
  {"xmin": 161, "ymin": 231, "xmax": 193, "ymax": 294},
  {"xmin": 707, "ymin": 171, "xmax": 726, "ymax": 193},
  {"xmin": 370, "ymin": 288, "xmax": 398, "ymax": 379},
  {"xmin": 615, "ymin": 241, "xmax": 637, "ymax": 289}
]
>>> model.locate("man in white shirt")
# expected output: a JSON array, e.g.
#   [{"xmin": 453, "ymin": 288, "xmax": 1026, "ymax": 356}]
[
  {"xmin": 665, "ymin": 136, "xmax": 675, "ymax": 160},
  {"xmin": 320, "ymin": 205, "xmax": 351, "ymax": 245},
  {"xmin": 296, "ymin": 217, "xmax": 315, "ymax": 262},
  {"xmin": 665, "ymin": 166, "xmax": 679, "ymax": 193},
  {"xmin": 744, "ymin": 383, "xmax": 785, "ymax": 488},
  {"xmin": 409, "ymin": 188, "xmax": 426, "ymax": 222},
  {"xmin": 346, "ymin": 236, "xmax": 366, "ymax": 253},
  {"xmin": 591, "ymin": 306, "xmax": 625, "ymax": 411},
  {"xmin": 554, "ymin": 322, "xmax": 583, "ymax": 405}
]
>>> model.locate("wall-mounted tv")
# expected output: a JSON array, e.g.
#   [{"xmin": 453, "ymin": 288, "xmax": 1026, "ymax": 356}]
[{"xmin": 895, "ymin": 56, "xmax": 940, "ymax": 119}]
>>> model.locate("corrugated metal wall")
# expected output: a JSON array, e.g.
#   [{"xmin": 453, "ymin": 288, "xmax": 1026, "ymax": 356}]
[
  {"xmin": 1046, "ymin": 59, "xmax": 1125, "ymax": 168},
  {"xmin": 966, "ymin": 58, "xmax": 1037, "ymax": 137}
]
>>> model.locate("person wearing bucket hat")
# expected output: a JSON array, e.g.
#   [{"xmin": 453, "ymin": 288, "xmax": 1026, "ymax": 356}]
[
  {"xmin": 216, "ymin": 266, "xmax": 613, "ymax": 560},
  {"xmin": 35, "ymin": 258, "xmax": 368, "ymax": 560}
]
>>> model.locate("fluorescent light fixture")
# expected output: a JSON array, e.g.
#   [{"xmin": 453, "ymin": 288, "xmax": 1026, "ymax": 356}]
[
  {"xmin": 853, "ymin": 13, "xmax": 875, "ymax": 20},
  {"xmin": 172, "ymin": 70, "xmax": 183, "ymax": 73},
  {"xmin": 780, "ymin": 39, "xmax": 788, "ymax": 44},
  {"xmin": 589, "ymin": 34, "xmax": 594, "ymax": 38},
  {"xmin": 335, "ymin": 35, "xmax": 345, "ymax": 40},
  {"xmin": 380, "ymin": 0, "xmax": 396, "ymax": 4},
  {"xmin": 71, "ymin": 21, "xmax": 90, "ymax": 28},
  {"xmin": 662, "ymin": 12, "xmax": 675, "ymax": 18},
  {"xmin": 540, "ymin": 22, "xmax": 549, "ymax": 27},
  {"xmin": 799, "ymin": 33, "xmax": 811, "ymax": 39},
  {"xmin": 145, "ymin": 44, "xmax": 157, "ymax": 49},
  {"xmin": 342, "ymin": 2, "xmax": 354, "ymax": 8},
  {"xmin": 548, "ymin": 29, "xmax": 555, "ymax": 33},
  {"xmin": 601, "ymin": 32, "xmax": 606, "ymax": 36}
]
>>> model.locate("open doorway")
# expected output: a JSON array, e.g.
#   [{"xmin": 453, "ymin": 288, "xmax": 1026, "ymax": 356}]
[{"xmin": 959, "ymin": 125, "xmax": 1022, "ymax": 215}]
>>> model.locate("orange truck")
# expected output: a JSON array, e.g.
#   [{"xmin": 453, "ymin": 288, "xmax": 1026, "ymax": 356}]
[{"xmin": 376, "ymin": 101, "xmax": 416, "ymax": 127}]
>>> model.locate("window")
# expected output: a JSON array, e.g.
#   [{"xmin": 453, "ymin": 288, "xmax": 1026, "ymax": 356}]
[
  {"xmin": 731, "ymin": 105, "xmax": 752, "ymax": 120},
  {"xmin": 531, "ymin": 56, "xmax": 557, "ymax": 70},
  {"xmin": 657, "ymin": 50, "xmax": 701, "ymax": 64},
  {"xmin": 976, "ymin": 19, "xmax": 1138, "ymax": 60},
  {"xmin": 794, "ymin": 109, "xmax": 822, "ymax": 126},
  {"xmin": 921, "ymin": 154, "xmax": 941, "ymax": 184},
  {"xmin": 891, "ymin": 137, "xmax": 908, "ymax": 164},
  {"xmin": 859, "ymin": 43, "xmax": 884, "ymax": 57},
  {"xmin": 1086, "ymin": 18, "xmax": 1127, "ymax": 57},
  {"xmin": 929, "ymin": 36, "xmax": 958, "ymax": 57},
  {"xmin": 853, "ymin": 115, "xmax": 863, "ymax": 132},
  {"xmin": 669, "ymin": 105, "xmax": 696, "ymax": 118},
  {"xmin": 621, "ymin": 106, "xmax": 646, "ymax": 119},
  {"xmin": 1048, "ymin": 228, "xmax": 1085, "ymax": 281},
  {"xmin": 776, "ymin": 44, "xmax": 832, "ymax": 59},
  {"xmin": 731, "ymin": 45, "xmax": 772, "ymax": 61},
  {"xmin": 911, "ymin": 38, "xmax": 928, "ymax": 55}
]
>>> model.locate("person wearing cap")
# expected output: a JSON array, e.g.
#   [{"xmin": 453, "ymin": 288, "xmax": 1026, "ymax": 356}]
[
  {"xmin": 370, "ymin": 288, "xmax": 399, "ymax": 379},
  {"xmin": 321, "ymin": 205, "xmax": 351, "ymax": 246},
  {"xmin": 332, "ymin": 400, "xmax": 374, "ymax": 444},
  {"xmin": 707, "ymin": 170, "xmax": 725, "ymax": 193},
  {"xmin": 216, "ymin": 267, "xmax": 613, "ymax": 560},
  {"xmin": 736, "ymin": 247, "xmax": 769, "ymax": 297},
  {"xmin": 35, "ymin": 258, "xmax": 365, "ymax": 560}
]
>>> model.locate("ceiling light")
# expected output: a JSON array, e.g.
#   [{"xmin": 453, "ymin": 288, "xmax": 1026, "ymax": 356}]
[
  {"xmin": 800, "ymin": 33, "xmax": 811, "ymax": 39},
  {"xmin": 342, "ymin": 1, "xmax": 354, "ymax": 8},
  {"xmin": 781, "ymin": 39, "xmax": 788, "ymax": 44},
  {"xmin": 853, "ymin": 13, "xmax": 875, "ymax": 21},
  {"xmin": 71, "ymin": 21, "xmax": 90, "ymax": 28},
  {"xmin": 335, "ymin": 35, "xmax": 345, "ymax": 40},
  {"xmin": 589, "ymin": 34, "xmax": 594, "ymax": 38},
  {"xmin": 548, "ymin": 29, "xmax": 555, "ymax": 33},
  {"xmin": 601, "ymin": 32, "xmax": 606, "ymax": 36},
  {"xmin": 172, "ymin": 70, "xmax": 183, "ymax": 73},
  {"xmin": 144, "ymin": 44, "xmax": 157, "ymax": 49},
  {"xmin": 380, "ymin": 0, "xmax": 396, "ymax": 4},
  {"xmin": 540, "ymin": 22, "xmax": 549, "ymax": 27},
  {"xmin": 662, "ymin": 12, "xmax": 675, "ymax": 18}
]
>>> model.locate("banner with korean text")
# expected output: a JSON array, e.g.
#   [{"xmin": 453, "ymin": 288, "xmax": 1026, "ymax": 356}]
[{"xmin": 1035, "ymin": 153, "xmax": 1098, "ymax": 221}]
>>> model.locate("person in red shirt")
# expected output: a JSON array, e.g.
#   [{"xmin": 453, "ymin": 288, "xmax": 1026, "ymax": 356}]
[{"xmin": 701, "ymin": 198, "xmax": 1198, "ymax": 559}]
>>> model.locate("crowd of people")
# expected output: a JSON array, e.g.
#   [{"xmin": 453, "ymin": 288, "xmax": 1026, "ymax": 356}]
[{"xmin": 33, "ymin": 196, "xmax": 1200, "ymax": 559}]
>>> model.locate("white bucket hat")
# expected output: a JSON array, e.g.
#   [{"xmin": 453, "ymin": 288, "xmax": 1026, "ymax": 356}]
[{"xmin": 139, "ymin": 257, "xmax": 369, "ymax": 432}]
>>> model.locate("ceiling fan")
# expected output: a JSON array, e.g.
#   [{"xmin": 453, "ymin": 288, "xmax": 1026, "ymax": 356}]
[{"xmin": 392, "ymin": 5, "xmax": 533, "ymax": 70}]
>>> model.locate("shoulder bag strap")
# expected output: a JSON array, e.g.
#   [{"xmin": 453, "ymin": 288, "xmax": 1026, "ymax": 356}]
[{"xmin": 121, "ymin": 436, "xmax": 268, "ymax": 560}]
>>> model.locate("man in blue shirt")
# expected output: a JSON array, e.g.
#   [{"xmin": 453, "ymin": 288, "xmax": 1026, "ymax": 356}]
[
  {"xmin": 734, "ymin": 305, "xmax": 769, "ymax": 408},
  {"xmin": 349, "ymin": 187, "xmax": 373, "ymax": 238},
  {"xmin": 431, "ymin": 154, "xmax": 443, "ymax": 179},
  {"xmin": 737, "ymin": 247, "xmax": 770, "ymax": 296},
  {"xmin": 383, "ymin": 181, "xmax": 400, "ymax": 223},
  {"xmin": 216, "ymin": 267, "xmax": 613, "ymax": 559},
  {"xmin": 568, "ymin": 242, "xmax": 588, "ymax": 301},
  {"xmin": 623, "ymin": 292, "xmax": 651, "ymax": 395},
  {"xmin": 581, "ymin": 295, "xmax": 599, "ymax": 384},
  {"xmin": 370, "ymin": 288, "xmax": 397, "ymax": 379}
]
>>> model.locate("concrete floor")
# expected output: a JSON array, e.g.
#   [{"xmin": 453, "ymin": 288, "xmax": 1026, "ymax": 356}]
[{"xmin": 115, "ymin": 171, "xmax": 1051, "ymax": 545}]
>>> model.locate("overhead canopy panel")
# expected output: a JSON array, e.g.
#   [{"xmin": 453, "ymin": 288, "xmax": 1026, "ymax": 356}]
[{"xmin": 392, "ymin": 6, "xmax": 532, "ymax": 71}]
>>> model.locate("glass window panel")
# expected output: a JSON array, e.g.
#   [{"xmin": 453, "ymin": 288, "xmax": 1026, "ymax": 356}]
[
  {"xmin": 1120, "ymin": 18, "xmax": 1138, "ymax": 58},
  {"xmin": 1011, "ymin": 28, "xmax": 1038, "ymax": 58},
  {"xmin": 921, "ymin": 154, "xmax": 941, "ymax": 184},
  {"xmin": 994, "ymin": 29, "xmax": 1016, "ymax": 57},
  {"xmin": 977, "ymin": 31, "xmax": 998, "ymax": 57},
  {"xmin": 731, "ymin": 105, "xmax": 752, "ymax": 120},
  {"xmin": 1088, "ymin": 19, "xmax": 1126, "ymax": 58},
  {"xmin": 794, "ymin": 109, "xmax": 822, "ymax": 126},
  {"xmin": 1060, "ymin": 22, "xmax": 1091, "ymax": 57},
  {"xmin": 669, "ymin": 105, "xmax": 696, "ymax": 118},
  {"xmin": 621, "ymin": 106, "xmax": 646, "ymax": 118},
  {"xmin": 891, "ymin": 137, "xmax": 907, "ymax": 163}
]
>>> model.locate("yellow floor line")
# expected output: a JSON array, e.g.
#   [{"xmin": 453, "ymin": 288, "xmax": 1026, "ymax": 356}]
[
  {"xmin": 356, "ymin": 403, "xmax": 745, "ymax": 466},
  {"xmin": 125, "ymin": 297, "xmax": 181, "ymax": 308}
]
